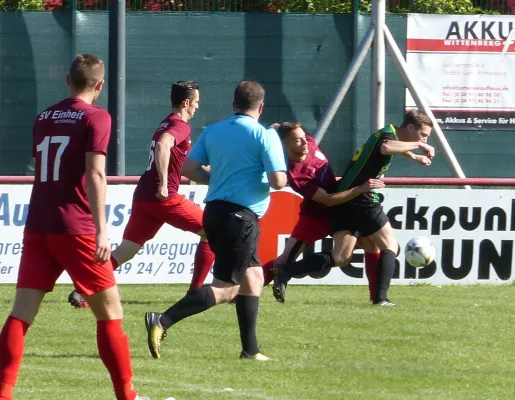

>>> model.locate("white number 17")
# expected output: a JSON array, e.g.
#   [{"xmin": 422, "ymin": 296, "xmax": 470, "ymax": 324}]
[{"xmin": 36, "ymin": 136, "xmax": 70, "ymax": 182}]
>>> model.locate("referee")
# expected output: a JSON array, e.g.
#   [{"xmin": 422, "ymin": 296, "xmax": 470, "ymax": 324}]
[{"xmin": 145, "ymin": 80, "xmax": 287, "ymax": 360}]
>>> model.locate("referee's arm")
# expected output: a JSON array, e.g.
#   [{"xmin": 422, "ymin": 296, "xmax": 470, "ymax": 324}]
[
  {"xmin": 181, "ymin": 130, "xmax": 210, "ymax": 184},
  {"xmin": 262, "ymin": 128, "xmax": 287, "ymax": 190}
]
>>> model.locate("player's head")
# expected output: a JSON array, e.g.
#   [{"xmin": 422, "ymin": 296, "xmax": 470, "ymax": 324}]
[
  {"xmin": 67, "ymin": 54, "xmax": 105, "ymax": 102},
  {"xmin": 233, "ymin": 81, "xmax": 265, "ymax": 118},
  {"xmin": 171, "ymin": 81, "xmax": 200, "ymax": 121},
  {"xmin": 276, "ymin": 121, "xmax": 309, "ymax": 161},
  {"xmin": 400, "ymin": 110, "xmax": 433, "ymax": 142}
]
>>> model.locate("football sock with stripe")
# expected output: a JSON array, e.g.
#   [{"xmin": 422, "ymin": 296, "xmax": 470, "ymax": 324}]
[{"xmin": 374, "ymin": 249, "xmax": 396, "ymax": 302}]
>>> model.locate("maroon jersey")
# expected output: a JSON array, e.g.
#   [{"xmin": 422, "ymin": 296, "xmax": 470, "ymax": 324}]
[
  {"xmin": 133, "ymin": 113, "xmax": 191, "ymax": 202},
  {"xmin": 287, "ymin": 136, "xmax": 337, "ymax": 218},
  {"xmin": 25, "ymin": 98, "xmax": 111, "ymax": 234}
]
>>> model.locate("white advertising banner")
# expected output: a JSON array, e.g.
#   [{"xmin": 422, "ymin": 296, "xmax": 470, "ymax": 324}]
[
  {"xmin": 0, "ymin": 185, "xmax": 514, "ymax": 286},
  {"xmin": 406, "ymin": 14, "xmax": 515, "ymax": 130}
]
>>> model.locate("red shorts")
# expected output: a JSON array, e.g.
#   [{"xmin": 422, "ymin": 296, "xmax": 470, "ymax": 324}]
[
  {"xmin": 17, "ymin": 232, "xmax": 116, "ymax": 296},
  {"xmin": 123, "ymin": 193, "xmax": 203, "ymax": 246},
  {"xmin": 290, "ymin": 215, "xmax": 331, "ymax": 244}
]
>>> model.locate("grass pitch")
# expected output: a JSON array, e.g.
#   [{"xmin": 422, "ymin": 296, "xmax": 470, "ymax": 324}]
[{"xmin": 1, "ymin": 284, "xmax": 514, "ymax": 400}]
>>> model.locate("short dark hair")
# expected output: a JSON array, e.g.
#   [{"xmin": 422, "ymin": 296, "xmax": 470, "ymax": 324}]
[
  {"xmin": 276, "ymin": 121, "xmax": 302, "ymax": 140},
  {"xmin": 401, "ymin": 110, "xmax": 433, "ymax": 129},
  {"xmin": 233, "ymin": 80, "xmax": 265, "ymax": 111},
  {"xmin": 171, "ymin": 81, "xmax": 199, "ymax": 108},
  {"xmin": 69, "ymin": 54, "xmax": 104, "ymax": 92}
]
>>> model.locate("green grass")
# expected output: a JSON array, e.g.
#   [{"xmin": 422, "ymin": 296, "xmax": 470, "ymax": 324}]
[{"xmin": 1, "ymin": 284, "xmax": 515, "ymax": 400}]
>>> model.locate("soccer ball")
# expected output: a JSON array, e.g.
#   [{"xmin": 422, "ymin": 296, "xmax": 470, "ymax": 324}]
[{"xmin": 404, "ymin": 237, "xmax": 436, "ymax": 268}]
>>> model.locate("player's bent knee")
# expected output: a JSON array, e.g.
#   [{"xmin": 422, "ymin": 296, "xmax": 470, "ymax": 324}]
[
  {"xmin": 86, "ymin": 286, "xmax": 124, "ymax": 321},
  {"xmin": 357, "ymin": 237, "xmax": 380, "ymax": 254},
  {"xmin": 11, "ymin": 288, "xmax": 46, "ymax": 325},
  {"xmin": 239, "ymin": 266, "xmax": 264, "ymax": 296},
  {"xmin": 332, "ymin": 253, "xmax": 352, "ymax": 267},
  {"xmin": 211, "ymin": 285, "xmax": 238, "ymax": 304}
]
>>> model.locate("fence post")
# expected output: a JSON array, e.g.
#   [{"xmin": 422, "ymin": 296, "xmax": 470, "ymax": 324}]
[{"xmin": 107, "ymin": 0, "xmax": 126, "ymax": 176}]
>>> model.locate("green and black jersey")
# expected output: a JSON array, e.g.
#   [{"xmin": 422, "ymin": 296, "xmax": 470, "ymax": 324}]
[{"xmin": 337, "ymin": 124, "xmax": 398, "ymax": 205}]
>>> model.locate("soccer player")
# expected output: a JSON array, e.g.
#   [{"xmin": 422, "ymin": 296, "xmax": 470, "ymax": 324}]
[
  {"xmin": 68, "ymin": 81, "xmax": 215, "ymax": 309},
  {"xmin": 274, "ymin": 110, "xmax": 434, "ymax": 306},
  {"xmin": 260, "ymin": 122, "xmax": 385, "ymax": 302},
  {"xmin": 0, "ymin": 55, "xmax": 148, "ymax": 400},
  {"xmin": 144, "ymin": 80, "xmax": 287, "ymax": 361}
]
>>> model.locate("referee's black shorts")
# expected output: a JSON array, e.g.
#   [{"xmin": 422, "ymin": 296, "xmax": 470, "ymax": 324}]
[{"xmin": 202, "ymin": 200, "xmax": 261, "ymax": 285}]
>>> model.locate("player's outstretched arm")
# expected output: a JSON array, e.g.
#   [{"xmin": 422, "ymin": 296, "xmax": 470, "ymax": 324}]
[
  {"xmin": 155, "ymin": 134, "xmax": 175, "ymax": 199},
  {"xmin": 181, "ymin": 158, "xmax": 210, "ymax": 184},
  {"xmin": 381, "ymin": 140, "xmax": 435, "ymax": 159},
  {"xmin": 86, "ymin": 152, "xmax": 111, "ymax": 263},
  {"xmin": 312, "ymin": 179, "xmax": 385, "ymax": 207},
  {"xmin": 403, "ymin": 151, "xmax": 432, "ymax": 167}
]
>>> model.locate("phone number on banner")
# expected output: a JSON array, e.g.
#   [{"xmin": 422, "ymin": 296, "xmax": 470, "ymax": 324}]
[{"xmin": 114, "ymin": 259, "xmax": 213, "ymax": 284}]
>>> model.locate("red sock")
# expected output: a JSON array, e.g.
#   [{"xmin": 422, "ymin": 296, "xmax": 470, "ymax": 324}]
[
  {"xmin": 365, "ymin": 252, "xmax": 380, "ymax": 301},
  {"xmin": 262, "ymin": 261, "xmax": 275, "ymax": 287},
  {"xmin": 189, "ymin": 241, "xmax": 215, "ymax": 291},
  {"xmin": 0, "ymin": 316, "xmax": 30, "ymax": 399},
  {"xmin": 97, "ymin": 320, "xmax": 137, "ymax": 400},
  {"xmin": 111, "ymin": 256, "xmax": 120, "ymax": 271}
]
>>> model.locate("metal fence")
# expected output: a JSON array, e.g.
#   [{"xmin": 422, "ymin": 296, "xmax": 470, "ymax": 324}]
[{"xmin": 1, "ymin": 0, "xmax": 514, "ymax": 12}]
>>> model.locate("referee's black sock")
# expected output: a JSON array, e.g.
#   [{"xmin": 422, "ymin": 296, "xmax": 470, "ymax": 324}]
[
  {"xmin": 160, "ymin": 285, "xmax": 216, "ymax": 329},
  {"xmin": 374, "ymin": 249, "xmax": 397, "ymax": 303},
  {"xmin": 283, "ymin": 252, "xmax": 335, "ymax": 280},
  {"xmin": 235, "ymin": 295, "xmax": 260, "ymax": 355}
]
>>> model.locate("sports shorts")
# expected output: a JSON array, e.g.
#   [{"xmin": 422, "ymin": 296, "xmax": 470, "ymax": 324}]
[
  {"xmin": 331, "ymin": 202, "xmax": 389, "ymax": 237},
  {"xmin": 202, "ymin": 200, "xmax": 261, "ymax": 285},
  {"xmin": 290, "ymin": 214, "xmax": 331, "ymax": 244},
  {"xmin": 17, "ymin": 232, "xmax": 116, "ymax": 296},
  {"xmin": 123, "ymin": 193, "xmax": 203, "ymax": 246}
]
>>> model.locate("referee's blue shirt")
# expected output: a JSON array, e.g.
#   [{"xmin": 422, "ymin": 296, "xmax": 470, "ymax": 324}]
[{"xmin": 188, "ymin": 114, "xmax": 287, "ymax": 218}]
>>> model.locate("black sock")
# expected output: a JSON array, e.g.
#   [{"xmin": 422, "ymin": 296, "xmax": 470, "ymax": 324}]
[
  {"xmin": 283, "ymin": 252, "xmax": 335, "ymax": 280},
  {"xmin": 235, "ymin": 295, "xmax": 259, "ymax": 355},
  {"xmin": 374, "ymin": 249, "xmax": 396, "ymax": 302},
  {"xmin": 160, "ymin": 285, "xmax": 216, "ymax": 329}
]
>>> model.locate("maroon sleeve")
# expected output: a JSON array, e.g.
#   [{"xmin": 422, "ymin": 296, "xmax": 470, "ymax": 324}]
[
  {"xmin": 86, "ymin": 110, "xmax": 111, "ymax": 154},
  {"xmin": 166, "ymin": 124, "xmax": 190, "ymax": 146},
  {"xmin": 288, "ymin": 173, "xmax": 320, "ymax": 201}
]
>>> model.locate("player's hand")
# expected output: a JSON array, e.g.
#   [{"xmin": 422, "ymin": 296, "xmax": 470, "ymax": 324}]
[
  {"xmin": 358, "ymin": 178, "xmax": 385, "ymax": 192},
  {"xmin": 95, "ymin": 230, "xmax": 111, "ymax": 264},
  {"xmin": 156, "ymin": 184, "xmax": 168, "ymax": 200},
  {"xmin": 418, "ymin": 142, "xmax": 435, "ymax": 159},
  {"xmin": 414, "ymin": 154, "xmax": 432, "ymax": 167}
]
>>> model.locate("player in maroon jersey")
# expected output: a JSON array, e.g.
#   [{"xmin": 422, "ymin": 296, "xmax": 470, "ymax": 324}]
[
  {"xmin": 67, "ymin": 81, "xmax": 215, "ymax": 309},
  {"xmin": 0, "ymin": 55, "xmax": 149, "ymax": 400},
  {"xmin": 260, "ymin": 122, "xmax": 385, "ymax": 302}
]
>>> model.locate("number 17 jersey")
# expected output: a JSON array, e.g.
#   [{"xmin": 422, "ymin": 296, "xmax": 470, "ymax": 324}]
[{"xmin": 25, "ymin": 98, "xmax": 111, "ymax": 235}]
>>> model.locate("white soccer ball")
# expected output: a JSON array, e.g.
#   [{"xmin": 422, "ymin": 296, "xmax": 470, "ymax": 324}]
[{"xmin": 404, "ymin": 237, "xmax": 436, "ymax": 268}]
